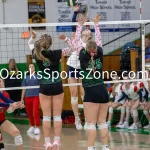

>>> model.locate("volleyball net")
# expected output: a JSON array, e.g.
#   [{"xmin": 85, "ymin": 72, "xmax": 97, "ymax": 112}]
[{"xmin": 0, "ymin": 20, "xmax": 150, "ymax": 91}]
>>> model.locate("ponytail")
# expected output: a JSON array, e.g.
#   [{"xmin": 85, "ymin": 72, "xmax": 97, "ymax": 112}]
[
  {"xmin": 90, "ymin": 50, "xmax": 96, "ymax": 72},
  {"xmin": 34, "ymin": 34, "xmax": 52, "ymax": 62},
  {"xmin": 86, "ymin": 40, "xmax": 97, "ymax": 72}
]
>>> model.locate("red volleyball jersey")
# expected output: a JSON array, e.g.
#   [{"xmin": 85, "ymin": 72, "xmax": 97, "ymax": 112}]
[{"xmin": 0, "ymin": 91, "xmax": 10, "ymax": 122}]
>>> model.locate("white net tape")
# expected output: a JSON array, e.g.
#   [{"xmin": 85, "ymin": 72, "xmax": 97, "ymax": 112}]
[
  {"xmin": 0, "ymin": 20, "xmax": 150, "ymax": 28},
  {"xmin": 0, "ymin": 20, "xmax": 150, "ymax": 91}
]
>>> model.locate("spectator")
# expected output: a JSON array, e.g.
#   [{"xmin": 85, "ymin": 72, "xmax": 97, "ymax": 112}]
[
  {"xmin": 21, "ymin": 63, "xmax": 40, "ymax": 135},
  {"xmin": 2, "ymin": 59, "xmax": 22, "ymax": 116},
  {"xmin": 145, "ymin": 38, "xmax": 150, "ymax": 63}
]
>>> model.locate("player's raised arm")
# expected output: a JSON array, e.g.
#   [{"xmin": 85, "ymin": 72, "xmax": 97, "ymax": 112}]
[
  {"xmin": 58, "ymin": 34, "xmax": 76, "ymax": 56},
  {"xmin": 28, "ymin": 27, "xmax": 37, "ymax": 51},
  {"xmin": 91, "ymin": 14, "xmax": 103, "ymax": 47},
  {"xmin": 74, "ymin": 16, "xmax": 86, "ymax": 46}
]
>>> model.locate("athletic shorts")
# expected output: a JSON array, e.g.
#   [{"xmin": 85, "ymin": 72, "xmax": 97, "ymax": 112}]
[
  {"xmin": 40, "ymin": 81, "xmax": 63, "ymax": 96},
  {"xmin": 83, "ymin": 84, "xmax": 109, "ymax": 103},
  {"xmin": 0, "ymin": 120, "xmax": 6, "ymax": 126},
  {"xmin": 68, "ymin": 66, "xmax": 81, "ymax": 78}
]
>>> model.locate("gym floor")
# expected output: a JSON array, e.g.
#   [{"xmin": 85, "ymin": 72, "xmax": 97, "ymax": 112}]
[{"xmin": 2, "ymin": 124, "xmax": 150, "ymax": 150}]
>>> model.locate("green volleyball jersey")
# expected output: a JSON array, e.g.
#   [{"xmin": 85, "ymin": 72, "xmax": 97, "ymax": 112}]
[
  {"xmin": 79, "ymin": 47, "xmax": 104, "ymax": 87},
  {"xmin": 34, "ymin": 49, "xmax": 62, "ymax": 84}
]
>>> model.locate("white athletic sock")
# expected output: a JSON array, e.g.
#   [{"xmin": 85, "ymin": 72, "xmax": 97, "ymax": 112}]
[
  {"xmin": 54, "ymin": 136, "xmax": 60, "ymax": 141},
  {"xmin": 107, "ymin": 121, "xmax": 111, "ymax": 124},
  {"xmin": 102, "ymin": 145, "xmax": 108, "ymax": 150},
  {"xmin": 45, "ymin": 137, "xmax": 50, "ymax": 143},
  {"xmin": 88, "ymin": 146, "xmax": 95, "ymax": 150},
  {"xmin": 75, "ymin": 116, "xmax": 80, "ymax": 121},
  {"xmin": 81, "ymin": 95, "xmax": 84, "ymax": 101}
]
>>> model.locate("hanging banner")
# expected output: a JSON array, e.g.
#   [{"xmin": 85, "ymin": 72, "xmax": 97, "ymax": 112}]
[
  {"xmin": 28, "ymin": 0, "xmax": 46, "ymax": 29},
  {"xmin": 56, "ymin": 0, "xmax": 89, "ymax": 32},
  {"xmin": 56, "ymin": 0, "xmax": 140, "ymax": 32},
  {"xmin": 89, "ymin": 0, "xmax": 139, "ymax": 31},
  {"xmin": 56, "ymin": 0, "xmax": 74, "ymax": 32}
]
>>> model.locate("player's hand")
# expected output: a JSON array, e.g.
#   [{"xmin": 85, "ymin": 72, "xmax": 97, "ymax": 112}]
[
  {"xmin": 58, "ymin": 34, "xmax": 67, "ymax": 40},
  {"xmin": 91, "ymin": 13, "xmax": 102, "ymax": 25},
  {"xmin": 73, "ymin": 4, "xmax": 80, "ymax": 12},
  {"xmin": 78, "ymin": 16, "xmax": 86, "ymax": 26},
  {"xmin": 141, "ymin": 100, "xmax": 147, "ymax": 108},
  {"xmin": 10, "ymin": 102, "xmax": 20, "ymax": 110},
  {"xmin": 30, "ymin": 27, "xmax": 36, "ymax": 39},
  {"xmin": 18, "ymin": 101, "xmax": 25, "ymax": 109}
]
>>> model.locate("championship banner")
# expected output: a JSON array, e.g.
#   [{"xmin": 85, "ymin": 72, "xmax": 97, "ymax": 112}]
[{"xmin": 28, "ymin": 0, "xmax": 46, "ymax": 29}]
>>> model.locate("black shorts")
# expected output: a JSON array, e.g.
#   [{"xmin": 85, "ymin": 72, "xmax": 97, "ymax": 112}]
[
  {"xmin": 84, "ymin": 84, "xmax": 109, "ymax": 103},
  {"xmin": 40, "ymin": 81, "xmax": 63, "ymax": 96},
  {"xmin": 68, "ymin": 66, "xmax": 81, "ymax": 78},
  {"xmin": 0, "ymin": 120, "xmax": 6, "ymax": 126}
]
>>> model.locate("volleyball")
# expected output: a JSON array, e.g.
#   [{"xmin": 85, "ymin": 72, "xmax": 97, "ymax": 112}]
[{"xmin": 66, "ymin": 0, "xmax": 78, "ymax": 7}]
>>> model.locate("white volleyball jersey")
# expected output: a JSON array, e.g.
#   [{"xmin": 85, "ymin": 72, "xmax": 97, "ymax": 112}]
[
  {"xmin": 67, "ymin": 51, "xmax": 80, "ymax": 69},
  {"xmin": 121, "ymin": 84, "xmax": 139, "ymax": 100},
  {"xmin": 109, "ymin": 84, "xmax": 123, "ymax": 101}
]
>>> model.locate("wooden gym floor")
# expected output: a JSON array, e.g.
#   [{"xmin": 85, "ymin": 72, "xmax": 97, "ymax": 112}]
[{"xmin": 1, "ymin": 124, "xmax": 150, "ymax": 150}]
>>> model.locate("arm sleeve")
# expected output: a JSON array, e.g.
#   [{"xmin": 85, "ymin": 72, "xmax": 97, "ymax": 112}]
[
  {"xmin": 118, "ymin": 92, "xmax": 127, "ymax": 102},
  {"xmin": 74, "ymin": 25, "xmax": 82, "ymax": 46},
  {"xmin": 0, "ymin": 102, "xmax": 10, "ymax": 107},
  {"xmin": 62, "ymin": 25, "xmax": 83, "ymax": 55},
  {"xmin": 94, "ymin": 24, "xmax": 102, "ymax": 47},
  {"xmin": 144, "ymin": 89, "xmax": 149, "ymax": 102},
  {"xmin": 62, "ymin": 11, "xmax": 79, "ymax": 55},
  {"xmin": 62, "ymin": 39, "xmax": 76, "ymax": 55},
  {"xmin": 28, "ymin": 36, "xmax": 35, "ymax": 51},
  {"xmin": 137, "ymin": 90, "xmax": 143, "ymax": 102},
  {"xmin": 0, "ymin": 92, "xmax": 14, "ymax": 104},
  {"xmin": 72, "ymin": 11, "xmax": 78, "ymax": 32}
]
